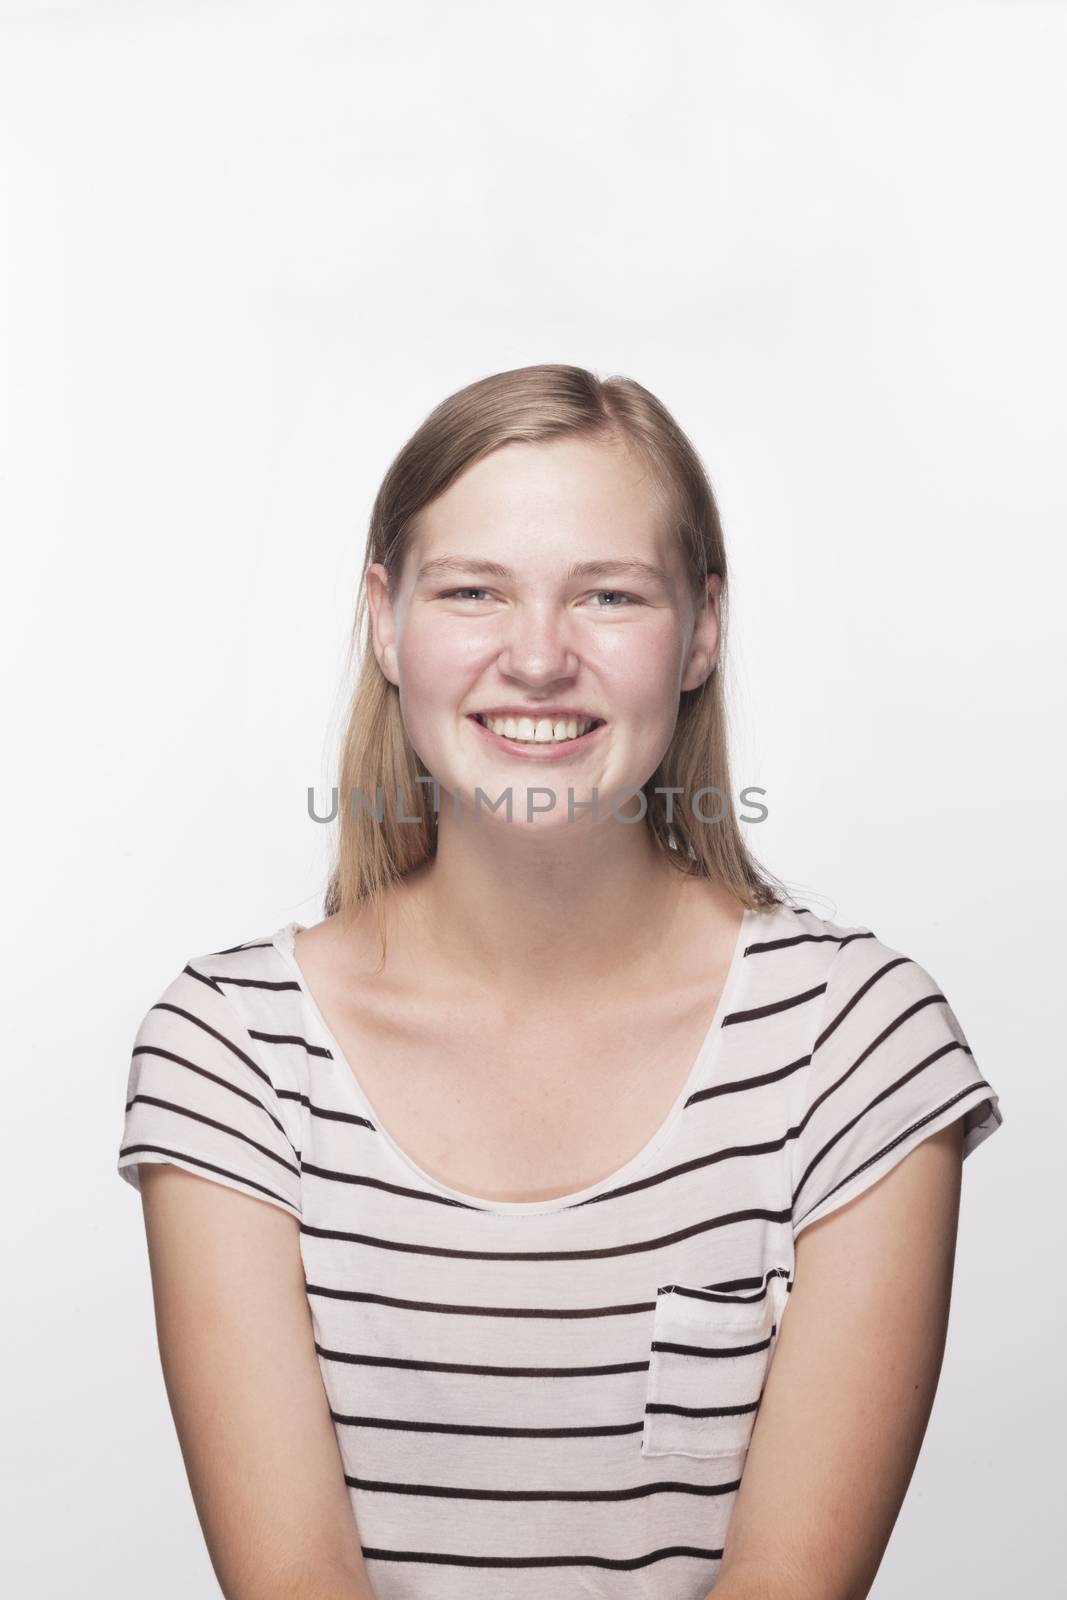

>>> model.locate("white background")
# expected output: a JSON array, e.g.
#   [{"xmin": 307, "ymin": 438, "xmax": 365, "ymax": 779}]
[{"xmin": 2, "ymin": 2, "xmax": 1062, "ymax": 1595}]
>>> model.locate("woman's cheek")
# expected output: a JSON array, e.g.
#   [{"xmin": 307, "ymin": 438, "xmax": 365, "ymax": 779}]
[
  {"xmin": 402, "ymin": 617, "xmax": 464, "ymax": 696},
  {"xmin": 395, "ymin": 624, "xmax": 477, "ymax": 769},
  {"xmin": 595, "ymin": 626, "xmax": 683, "ymax": 718}
]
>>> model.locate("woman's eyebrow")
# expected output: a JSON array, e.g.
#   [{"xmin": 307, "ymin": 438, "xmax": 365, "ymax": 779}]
[{"xmin": 416, "ymin": 556, "xmax": 671, "ymax": 585}]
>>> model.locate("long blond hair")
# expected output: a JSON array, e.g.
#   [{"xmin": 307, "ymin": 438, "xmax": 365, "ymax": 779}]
[{"xmin": 323, "ymin": 363, "xmax": 793, "ymax": 944}]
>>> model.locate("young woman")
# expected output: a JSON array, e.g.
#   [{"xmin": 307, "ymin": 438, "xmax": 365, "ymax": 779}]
[{"xmin": 117, "ymin": 364, "xmax": 1003, "ymax": 1600}]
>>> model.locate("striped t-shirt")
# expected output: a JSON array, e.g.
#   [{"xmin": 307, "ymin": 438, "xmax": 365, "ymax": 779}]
[{"xmin": 116, "ymin": 900, "xmax": 1003, "ymax": 1599}]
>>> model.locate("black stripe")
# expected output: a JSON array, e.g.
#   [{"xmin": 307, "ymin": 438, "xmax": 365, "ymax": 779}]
[
  {"xmin": 151, "ymin": 1001, "xmax": 282, "ymax": 1094},
  {"xmin": 305, "ymin": 1268, "xmax": 790, "ymax": 1322},
  {"xmin": 307, "ymin": 1100, "xmax": 376, "ymax": 1131},
  {"xmin": 209, "ymin": 973, "xmax": 303, "ymax": 992},
  {"xmin": 792, "ymin": 1038, "xmax": 973, "ymax": 1212},
  {"xmin": 301, "ymin": 1160, "xmax": 474, "ymax": 1208},
  {"xmin": 332, "ymin": 1411, "xmax": 646, "ymax": 1439},
  {"xmin": 298, "ymin": 1202, "xmax": 792, "ymax": 1263},
  {"xmin": 661, "ymin": 1271, "xmax": 788, "ymax": 1307},
  {"xmin": 745, "ymin": 929, "xmax": 875, "ymax": 955},
  {"xmin": 581, "ymin": 1131, "xmax": 795, "ymax": 1210},
  {"xmin": 308, "ymin": 1282, "xmax": 662, "ymax": 1317},
  {"xmin": 250, "ymin": 1027, "xmax": 332, "ymax": 1059},
  {"xmin": 646, "ymin": 1400, "xmax": 760, "ymax": 1420},
  {"xmin": 814, "ymin": 955, "xmax": 913, "ymax": 1052},
  {"xmin": 119, "ymin": 1145, "xmax": 299, "ymax": 1210},
  {"xmin": 277, "ymin": 1087, "xmax": 310, "ymax": 1110},
  {"xmin": 724, "ymin": 981, "xmax": 827, "ymax": 1026},
  {"xmin": 315, "ymin": 1345, "xmax": 649, "ymax": 1378},
  {"xmin": 345, "ymin": 1472, "xmax": 738, "ymax": 1501},
  {"xmin": 359, "ymin": 1545, "xmax": 724, "ymax": 1570},
  {"xmin": 803, "ymin": 992, "xmax": 957, "ymax": 1146},
  {"xmin": 794, "ymin": 1080, "xmax": 994, "ymax": 1229},
  {"xmin": 183, "ymin": 963, "xmax": 222, "ymax": 995},
  {"xmin": 652, "ymin": 1331, "xmax": 772, "ymax": 1358},
  {"xmin": 685, "ymin": 1050, "xmax": 811, "ymax": 1106},
  {"xmin": 132, "ymin": 1042, "xmax": 295, "ymax": 1151},
  {"xmin": 124, "ymin": 1094, "xmax": 301, "ymax": 1177}
]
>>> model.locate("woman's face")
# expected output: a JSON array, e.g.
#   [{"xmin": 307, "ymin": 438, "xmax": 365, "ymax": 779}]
[{"xmin": 367, "ymin": 434, "xmax": 720, "ymax": 835}]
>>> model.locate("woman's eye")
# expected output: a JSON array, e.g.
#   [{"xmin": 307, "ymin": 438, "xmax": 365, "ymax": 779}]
[{"xmin": 438, "ymin": 587, "xmax": 639, "ymax": 607}]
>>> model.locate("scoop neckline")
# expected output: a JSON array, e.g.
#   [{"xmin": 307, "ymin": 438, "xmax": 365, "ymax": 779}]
[{"xmin": 271, "ymin": 904, "xmax": 757, "ymax": 1217}]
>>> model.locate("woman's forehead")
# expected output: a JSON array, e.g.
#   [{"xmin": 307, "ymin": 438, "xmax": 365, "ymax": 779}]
[
  {"xmin": 409, "ymin": 438, "xmax": 675, "ymax": 563},
  {"xmin": 438, "ymin": 434, "xmax": 655, "ymax": 510}
]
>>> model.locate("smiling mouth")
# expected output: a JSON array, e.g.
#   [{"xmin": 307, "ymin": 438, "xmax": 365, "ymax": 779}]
[{"xmin": 470, "ymin": 713, "xmax": 605, "ymax": 747}]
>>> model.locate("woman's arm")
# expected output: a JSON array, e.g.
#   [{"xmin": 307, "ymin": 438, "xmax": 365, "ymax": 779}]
[
  {"xmin": 139, "ymin": 1163, "xmax": 376, "ymax": 1600},
  {"xmin": 710, "ymin": 1119, "xmax": 965, "ymax": 1600}
]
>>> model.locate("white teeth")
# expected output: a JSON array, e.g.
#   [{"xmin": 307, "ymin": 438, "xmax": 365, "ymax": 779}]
[{"xmin": 479, "ymin": 714, "xmax": 597, "ymax": 744}]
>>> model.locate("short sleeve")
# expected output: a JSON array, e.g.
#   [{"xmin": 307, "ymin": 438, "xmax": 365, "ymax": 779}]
[
  {"xmin": 790, "ymin": 930, "xmax": 1002, "ymax": 1238},
  {"xmin": 117, "ymin": 959, "xmax": 303, "ymax": 1220}
]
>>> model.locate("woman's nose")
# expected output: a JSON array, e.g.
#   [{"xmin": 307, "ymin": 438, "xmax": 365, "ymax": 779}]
[{"xmin": 497, "ymin": 601, "xmax": 579, "ymax": 684}]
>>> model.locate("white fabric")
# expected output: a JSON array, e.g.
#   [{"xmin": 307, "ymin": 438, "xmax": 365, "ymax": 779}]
[{"xmin": 117, "ymin": 900, "xmax": 1002, "ymax": 1599}]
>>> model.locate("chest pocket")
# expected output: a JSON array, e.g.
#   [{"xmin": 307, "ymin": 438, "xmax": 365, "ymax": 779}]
[{"xmin": 641, "ymin": 1278, "xmax": 788, "ymax": 1461}]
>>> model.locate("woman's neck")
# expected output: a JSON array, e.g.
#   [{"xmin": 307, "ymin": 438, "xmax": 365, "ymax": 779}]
[{"xmin": 392, "ymin": 815, "xmax": 738, "ymax": 994}]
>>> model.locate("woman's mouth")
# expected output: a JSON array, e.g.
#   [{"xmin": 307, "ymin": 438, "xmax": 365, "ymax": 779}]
[{"xmin": 467, "ymin": 712, "xmax": 606, "ymax": 754}]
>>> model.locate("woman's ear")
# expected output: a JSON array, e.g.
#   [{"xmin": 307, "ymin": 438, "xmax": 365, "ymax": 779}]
[
  {"xmin": 680, "ymin": 573, "xmax": 722, "ymax": 692},
  {"xmin": 365, "ymin": 563, "xmax": 400, "ymax": 686}
]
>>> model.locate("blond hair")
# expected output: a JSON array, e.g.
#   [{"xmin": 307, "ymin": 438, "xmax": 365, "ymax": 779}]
[{"xmin": 323, "ymin": 363, "xmax": 793, "ymax": 943}]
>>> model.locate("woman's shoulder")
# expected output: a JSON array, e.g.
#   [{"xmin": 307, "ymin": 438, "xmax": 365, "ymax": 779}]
[
  {"xmin": 777, "ymin": 898, "xmax": 1003, "ymax": 1232},
  {"xmin": 132, "ymin": 927, "xmax": 299, "ymax": 1041},
  {"xmin": 748, "ymin": 896, "xmax": 874, "ymax": 956},
  {"xmin": 290, "ymin": 905, "xmax": 393, "ymax": 998},
  {"xmin": 174, "ymin": 926, "xmax": 295, "ymax": 993},
  {"xmin": 118, "ymin": 925, "xmax": 306, "ymax": 1218},
  {"xmin": 746, "ymin": 897, "xmax": 967, "ymax": 1017},
  {"xmin": 776, "ymin": 899, "xmax": 971, "ymax": 988}
]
